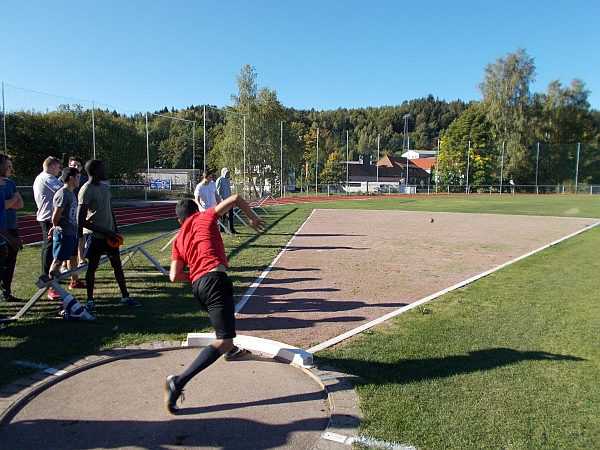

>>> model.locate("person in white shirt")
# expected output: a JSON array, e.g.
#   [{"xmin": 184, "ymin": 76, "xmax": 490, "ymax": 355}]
[
  {"xmin": 194, "ymin": 170, "xmax": 220, "ymax": 211},
  {"xmin": 33, "ymin": 156, "xmax": 62, "ymax": 277}
]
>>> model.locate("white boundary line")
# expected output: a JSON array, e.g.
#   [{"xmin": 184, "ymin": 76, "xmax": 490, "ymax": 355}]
[
  {"xmin": 236, "ymin": 209, "xmax": 600, "ymax": 355},
  {"xmin": 234, "ymin": 209, "xmax": 317, "ymax": 314},
  {"xmin": 307, "ymin": 219, "xmax": 600, "ymax": 353}
]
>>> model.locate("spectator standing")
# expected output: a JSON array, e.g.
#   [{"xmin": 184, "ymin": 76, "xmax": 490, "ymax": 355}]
[
  {"xmin": 216, "ymin": 167, "xmax": 236, "ymax": 234},
  {"xmin": 77, "ymin": 159, "xmax": 140, "ymax": 314},
  {"xmin": 0, "ymin": 155, "xmax": 23, "ymax": 291},
  {"xmin": 194, "ymin": 170, "xmax": 220, "ymax": 211},
  {"xmin": 33, "ymin": 156, "xmax": 62, "ymax": 277},
  {"xmin": 164, "ymin": 195, "xmax": 265, "ymax": 414},
  {"xmin": 0, "ymin": 155, "xmax": 24, "ymax": 302},
  {"xmin": 68, "ymin": 156, "xmax": 88, "ymax": 197},
  {"xmin": 48, "ymin": 168, "xmax": 86, "ymax": 296},
  {"xmin": 68, "ymin": 156, "xmax": 88, "ymax": 265}
]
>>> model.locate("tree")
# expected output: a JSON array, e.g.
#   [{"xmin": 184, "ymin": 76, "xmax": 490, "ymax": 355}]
[
  {"xmin": 320, "ymin": 151, "xmax": 346, "ymax": 185},
  {"xmin": 479, "ymin": 48, "xmax": 537, "ymax": 183},
  {"xmin": 217, "ymin": 65, "xmax": 301, "ymax": 196},
  {"xmin": 438, "ymin": 103, "xmax": 494, "ymax": 187}
]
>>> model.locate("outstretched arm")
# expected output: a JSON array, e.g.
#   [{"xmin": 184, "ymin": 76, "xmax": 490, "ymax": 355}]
[{"xmin": 215, "ymin": 194, "xmax": 266, "ymax": 233}]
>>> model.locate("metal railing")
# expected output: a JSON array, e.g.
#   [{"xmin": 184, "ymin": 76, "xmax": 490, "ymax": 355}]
[{"xmin": 13, "ymin": 230, "xmax": 178, "ymax": 320}]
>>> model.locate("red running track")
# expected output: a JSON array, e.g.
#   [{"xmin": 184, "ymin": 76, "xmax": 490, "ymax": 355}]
[
  {"xmin": 18, "ymin": 204, "xmax": 177, "ymax": 246},
  {"xmin": 18, "ymin": 195, "xmax": 385, "ymax": 245}
]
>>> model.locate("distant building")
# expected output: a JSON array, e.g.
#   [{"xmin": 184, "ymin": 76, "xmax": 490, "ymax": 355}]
[
  {"xmin": 342, "ymin": 154, "xmax": 431, "ymax": 193},
  {"xmin": 410, "ymin": 157, "xmax": 437, "ymax": 174},
  {"xmin": 402, "ymin": 149, "xmax": 437, "ymax": 159}
]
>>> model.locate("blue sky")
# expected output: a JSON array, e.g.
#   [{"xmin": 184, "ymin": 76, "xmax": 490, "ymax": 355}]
[{"xmin": 1, "ymin": 0, "xmax": 599, "ymax": 113}]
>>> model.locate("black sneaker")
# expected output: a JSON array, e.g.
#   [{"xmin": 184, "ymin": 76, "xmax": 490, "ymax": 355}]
[
  {"xmin": 6, "ymin": 295, "xmax": 24, "ymax": 302},
  {"xmin": 86, "ymin": 300, "xmax": 97, "ymax": 314},
  {"xmin": 164, "ymin": 375, "xmax": 183, "ymax": 415},
  {"xmin": 223, "ymin": 345, "xmax": 247, "ymax": 361}
]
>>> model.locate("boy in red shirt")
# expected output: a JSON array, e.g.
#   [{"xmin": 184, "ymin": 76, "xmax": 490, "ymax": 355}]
[{"xmin": 165, "ymin": 194, "xmax": 265, "ymax": 414}]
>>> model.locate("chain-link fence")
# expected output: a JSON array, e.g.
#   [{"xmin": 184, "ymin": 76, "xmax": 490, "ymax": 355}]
[{"xmin": 2, "ymin": 83, "xmax": 598, "ymax": 199}]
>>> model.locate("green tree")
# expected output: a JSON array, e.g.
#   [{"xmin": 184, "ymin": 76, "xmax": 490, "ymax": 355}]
[
  {"xmin": 438, "ymin": 104, "xmax": 494, "ymax": 187},
  {"xmin": 217, "ymin": 64, "xmax": 301, "ymax": 196},
  {"xmin": 479, "ymin": 48, "xmax": 537, "ymax": 184},
  {"xmin": 320, "ymin": 150, "xmax": 346, "ymax": 184}
]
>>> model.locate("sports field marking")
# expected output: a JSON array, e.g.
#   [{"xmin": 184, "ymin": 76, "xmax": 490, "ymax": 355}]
[
  {"xmin": 234, "ymin": 209, "xmax": 317, "ymax": 314},
  {"xmin": 307, "ymin": 219, "xmax": 600, "ymax": 353},
  {"xmin": 238, "ymin": 209, "xmax": 600, "ymax": 353}
]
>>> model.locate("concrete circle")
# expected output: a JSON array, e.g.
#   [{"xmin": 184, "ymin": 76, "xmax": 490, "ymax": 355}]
[{"xmin": 0, "ymin": 347, "xmax": 330, "ymax": 449}]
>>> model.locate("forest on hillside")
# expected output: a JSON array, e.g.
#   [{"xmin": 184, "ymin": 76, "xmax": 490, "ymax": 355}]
[{"xmin": 1, "ymin": 49, "xmax": 599, "ymax": 190}]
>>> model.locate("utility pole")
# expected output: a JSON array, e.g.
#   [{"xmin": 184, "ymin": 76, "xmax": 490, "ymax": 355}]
[{"xmin": 403, "ymin": 114, "xmax": 410, "ymax": 192}]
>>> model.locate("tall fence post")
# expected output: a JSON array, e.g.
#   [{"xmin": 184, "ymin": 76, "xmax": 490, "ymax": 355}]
[
  {"xmin": 1, "ymin": 82, "xmax": 6, "ymax": 153},
  {"xmin": 499, "ymin": 142, "xmax": 505, "ymax": 194},
  {"xmin": 575, "ymin": 143, "xmax": 581, "ymax": 194}
]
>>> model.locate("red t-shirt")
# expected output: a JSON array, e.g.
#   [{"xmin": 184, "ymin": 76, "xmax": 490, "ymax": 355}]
[{"xmin": 172, "ymin": 206, "xmax": 228, "ymax": 284}]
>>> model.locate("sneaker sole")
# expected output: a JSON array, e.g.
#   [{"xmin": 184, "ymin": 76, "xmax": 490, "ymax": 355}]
[
  {"xmin": 224, "ymin": 348, "xmax": 247, "ymax": 361},
  {"xmin": 164, "ymin": 376, "xmax": 180, "ymax": 415}
]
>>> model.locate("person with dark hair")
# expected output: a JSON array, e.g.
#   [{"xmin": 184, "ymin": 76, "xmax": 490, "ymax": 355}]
[
  {"xmin": 194, "ymin": 170, "xmax": 220, "ymax": 211},
  {"xmin": 0, "ymin": 155, "xmax": 23, "ymax": 308},
  {"xmin": 33, "ymin": 156, "xmax": 62, "ymax": 281},
  {"xmin": 68, "ymin": 156, "xmax": 88, "ymax": 266},
  {"xmin": 77, "ymin": 159, "xmax": 139, "ymax": 314},
  {"xmin": 68, "ymin": 156, "xmax": 88, "ymax": 197},
  {"xmin": 48, "ymin": 168, "xmax": 86, "ymax": 293},
  {"xmin": 164, "ymin": 194, "xmax": 265, "ymax": 414},
  {"xmin": 0, "ymin": 155, "xmax": 24, "ymax": 302}
]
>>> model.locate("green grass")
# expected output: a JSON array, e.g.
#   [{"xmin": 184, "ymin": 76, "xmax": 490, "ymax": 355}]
[
  {"xmin": 319, "ymin": 229, "xmax": 600, "ymax": 448},
  {"xmin": 2, "ymin": 195, "xmax": 599, "ymax": 448}
]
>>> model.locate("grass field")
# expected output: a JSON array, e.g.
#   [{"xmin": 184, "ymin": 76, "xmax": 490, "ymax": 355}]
[{"xmin": 2, "ymin": 195, "xmax": 599, "ymax": 449}]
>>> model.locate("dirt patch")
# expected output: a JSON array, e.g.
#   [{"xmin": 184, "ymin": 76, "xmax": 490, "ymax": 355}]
[{"xmin": 236, "ymin": 210, "xmax": 598, "ymax": 349}]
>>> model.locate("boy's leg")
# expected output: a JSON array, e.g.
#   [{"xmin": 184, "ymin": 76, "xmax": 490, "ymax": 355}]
[
  {"xmin": 176, "ymin": 339, "xmax": 232, "ymax": 388},
  {"xmin": 39, "ymin": 221, "xmax": 53, "ymax": 276},
  {"xmin": 1, "ymin": 228, "xmax": 19, "ymax": 299},
  {"xmin": 165, "ymin": 273, "xmax": 237, "ymax": 413},
  {"xmin": 85, "ymin": 237, "xmax": 102, "ymax": 300},
  {"xmin": 68, "ymin": 255, "xmax": 80, "ymax": 282},
  {"xmin": 228, "ymin": 209, "xmax": 235, "ymax": 232},
  {"xmin": 107, "ymin": 252, "xmax": 129, "ymax": 298}
]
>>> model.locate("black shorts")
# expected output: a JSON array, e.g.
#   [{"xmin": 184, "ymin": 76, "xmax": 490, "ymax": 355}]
[
  {"xmin": 192, "ymin": 271, "xmax": 235, "ymax": 340},
  {"xmin": 84, "ymin": 236, "xmax": 120, "ymax": 261}
]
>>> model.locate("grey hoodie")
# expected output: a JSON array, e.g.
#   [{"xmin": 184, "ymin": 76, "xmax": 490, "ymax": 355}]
[{"xmin": 216, "ymin": 168, "xmax": 231, "ymax": 200}]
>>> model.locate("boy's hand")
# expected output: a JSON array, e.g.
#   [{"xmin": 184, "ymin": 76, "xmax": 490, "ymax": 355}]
[{"xmin": 250, "ymin": 215, "xmax": 266, "ymax": 234}]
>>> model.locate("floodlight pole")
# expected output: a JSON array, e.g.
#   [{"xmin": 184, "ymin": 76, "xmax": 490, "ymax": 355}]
[
  {"xmin": 145, "ymin": 112, "xmax": 150, "ymax": 202},
  {"xmin": 377, "ymin": 134, "xmax": 380, "ymax": 185},
  {"xmin": 192, "ymin": 120, "xmax": 196, "ymax": 186},
  {"xmin": 500, "ymin": 141, "xmax": 505, "ymax": 194},
  {"xmin": 1, "ymin": 83, "xmax": 6, "ymax": 154},
  {"xmin": 280, "ymin": 121, "xmax": 283, "ymax": 197},
  {"xmin": 203, "ymin": 105, "xmax": 206, "ymax": 173},
  {"xmin": 403, "ymin": 114, "xmax": 410, "ymax": 192},
  {"xmin": 435, "ymin": 139, "xmax": 440, "ymax": 193},
  {"xmin": 575, "ymin": 142, "xmax": 581, "ymax": 194},
  {"xmin": 346, "ymin": 130, "xmax": 349, "ymax": 195},
  {"xmin": 91, "ymin": 101, "xmax": 96, "ymax": 159},
  {"xmin": 466, "ymin": 141, "xmax": 470, "ymax": 194},
  {"xmin": 535, "ymin": 142, "xmax": 540, "ymax": 195},
  {"xmin": 315, "ymin": 128, "xmax": 319, "ymax": 196}
]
